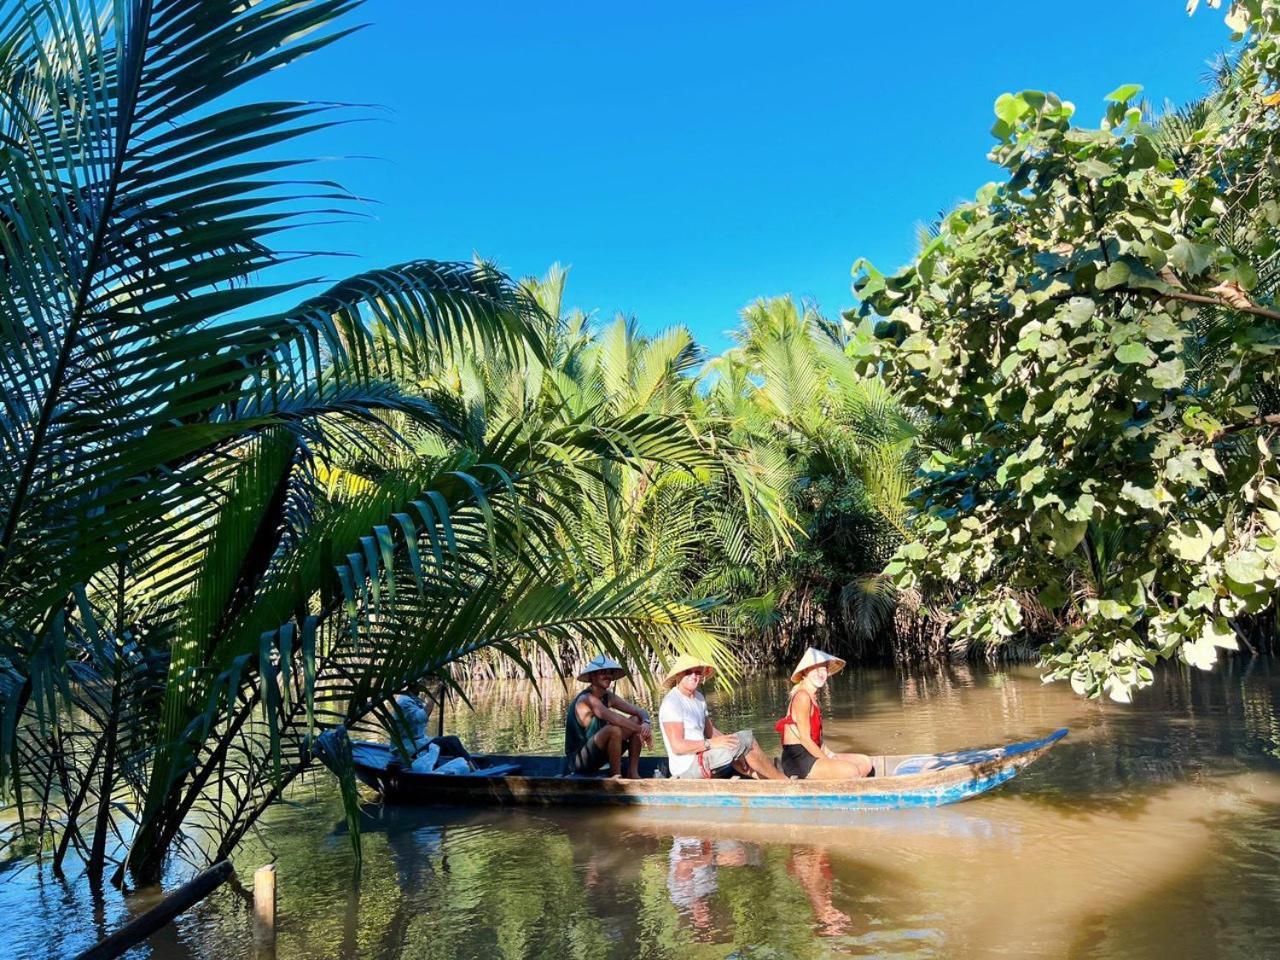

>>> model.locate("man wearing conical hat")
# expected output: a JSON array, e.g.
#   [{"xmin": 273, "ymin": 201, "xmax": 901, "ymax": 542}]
[
  {"xmin": 658, "ymin": 654, "xmax": 786, "ymax": 781},
  {"xmin": 564, "ymin": 653, "xmax": 653, "ymax": 778}
]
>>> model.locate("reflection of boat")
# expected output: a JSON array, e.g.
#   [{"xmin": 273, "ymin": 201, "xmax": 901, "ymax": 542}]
[{"xmin": 351, "ymin": 728, "xmax": 1068, "ymax": 810}]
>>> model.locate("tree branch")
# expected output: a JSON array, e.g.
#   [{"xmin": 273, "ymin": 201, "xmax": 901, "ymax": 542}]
[
  {"xmin": 1220, "ymin": 413, "xmax": 1280, "ymax": 436},
  {"xmin": 1124, "ymin": 285, "xmax": 1280, "ymax": 323}
]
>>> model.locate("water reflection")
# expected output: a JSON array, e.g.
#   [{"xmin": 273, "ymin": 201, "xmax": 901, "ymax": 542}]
[
  {"xmin": 664, "ymin": 836, "xmax": 857, "ymax": 942},
  {"xmin": 7, "ymin": 662, "xmax": 1280, "ymax": 959},
  {"xmin": 666, "ymin": 837, "xmax": 762, "ymax": 940}
]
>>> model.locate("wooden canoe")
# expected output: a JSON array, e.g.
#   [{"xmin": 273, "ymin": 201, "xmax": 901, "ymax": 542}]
[{"xmin": 351, "ymin": 727, "xmax": 1067, "ymax": 811}]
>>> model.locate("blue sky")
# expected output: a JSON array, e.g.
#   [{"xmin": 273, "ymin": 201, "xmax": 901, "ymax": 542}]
[{"xmin": 252, "ymin": 2, "xmax": 1232, "ymax": 354}]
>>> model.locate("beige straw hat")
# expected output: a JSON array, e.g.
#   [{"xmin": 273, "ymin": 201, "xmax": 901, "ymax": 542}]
[
  {"xmin": 661, "ymin": 653, "xmax": 716, "ymax": 689},
  {"xmin": 790, "ymin": 647, "xmax": 846, "ymax": 684},
  {"xmin": 576, "ymin": 653, "xmax": 627, "ymax": 683}
]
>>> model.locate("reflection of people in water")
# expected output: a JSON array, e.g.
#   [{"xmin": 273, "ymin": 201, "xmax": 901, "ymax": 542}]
[
  {"xmin": 666, "ymin": 835, "xmax": 857, "ymax": 942},
  {"xmin": 665, "ymin": 837, "xmax": 763, "ymax": 939},
  {"xmin": 787, "ymin": 847, "xmax": 854, "ymax": 937}
]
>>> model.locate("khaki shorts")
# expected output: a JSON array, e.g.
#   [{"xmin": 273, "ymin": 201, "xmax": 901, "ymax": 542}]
[{"xmin": 675, "ymin": 729, "xmax": 754, "ymax": 779}]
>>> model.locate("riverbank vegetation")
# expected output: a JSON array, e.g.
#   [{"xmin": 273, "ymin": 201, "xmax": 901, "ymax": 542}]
[
  {"xmin": 855, "ymin": 0, "xmax": 1280, "ymax": 702},
  {"xmin": 2, "ymin": 0, "xmax": 1279, "ymax": 889}
]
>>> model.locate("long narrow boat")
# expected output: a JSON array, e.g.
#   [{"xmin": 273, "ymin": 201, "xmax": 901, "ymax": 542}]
[{"xmin": 351, "ymin": 727, "xmax": 1067, "ymax": 811}]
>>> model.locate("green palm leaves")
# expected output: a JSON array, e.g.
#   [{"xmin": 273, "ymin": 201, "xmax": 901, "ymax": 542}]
[
  {"xmin": 702, "ymin": 296, "xmax": 917, "ymax": 649},
  {"xmin": 0, "ymin": 0, "xmax": 722, "ymax": 883}
]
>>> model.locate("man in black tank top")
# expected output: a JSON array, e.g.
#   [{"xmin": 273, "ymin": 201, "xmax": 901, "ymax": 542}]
[{"xmin": 564, "ymin": 653, "xmax": 653, "ymax": 777}]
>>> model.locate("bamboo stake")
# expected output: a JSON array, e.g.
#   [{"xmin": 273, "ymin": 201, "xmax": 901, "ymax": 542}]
[
  {"xmin": 253, "ymin": 864, "xmax": 277, "ymax": 947},
  {"xmin": 434, "ymin": 681, "xmax": 446, "ymax": 738}
]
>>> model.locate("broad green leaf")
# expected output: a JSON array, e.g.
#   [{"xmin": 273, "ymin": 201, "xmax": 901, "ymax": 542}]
[
  {"xmin": 1149, "ymin": 358, "xmax": 1186, "ymax": 388},
  {"xmin": 1205, "ymin": 617, "xmax": 1239, "ymax": 650},
  {"xmin": 1224, "ymin": 551, "xmax": 1266, "ymax": 584},
  {"xmin": 1097, "ymin": 599, "xmax": 1129, "ymax": 619},
  {"xmin": 1097, "ymin": 261, "xmax": 1132, "ymax": 290},
  {"xmin": 1116, "ymin": 342, "xmax": 1156, "ymax": 365},
  {"xmin": 1168, "ymin": 521, "xmax": 1214, "ymax": 562},
  {"xmin": 994, "ymin": 92, "xmax": 1024, "ymax": 125},
  {"xmin": 1104, "ymin": 83, "xmax": 1143, "ymax": 103},
  {"xmin": 1169, "ymin": 237, "xmax": 1216, "ymax": 275},
  {"xmin": 1183, "ymin": 636, "xmax": 1218, "ymax": 670},
  {"xmin": 1121, "ymin": 482, "xmax": 1160, "ymax": 511},
  {"xmin": 1079, "ymin": 158, "xmax": 1117, "ymax": 179}
]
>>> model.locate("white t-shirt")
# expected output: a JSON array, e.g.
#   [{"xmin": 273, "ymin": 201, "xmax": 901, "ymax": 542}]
[{"xmin": 659, "ymin": 688, "xmax": 709, "ymax": 778}]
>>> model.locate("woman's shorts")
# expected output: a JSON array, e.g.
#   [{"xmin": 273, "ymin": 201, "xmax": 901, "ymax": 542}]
[{"xmin": 779, "ymin": 743, "xmax": 817, "ymax": 778}]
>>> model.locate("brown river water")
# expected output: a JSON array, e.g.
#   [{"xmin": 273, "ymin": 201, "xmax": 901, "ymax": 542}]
[{"xmin": 6, "ymin": 660, "xmax": 1280, "ymax": 959}]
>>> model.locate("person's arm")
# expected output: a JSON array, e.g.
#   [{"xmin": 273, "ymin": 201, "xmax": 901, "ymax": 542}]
[
  {"xmin": 607, "ymin": 694, "xmax": 653, "ymax": 744},
  {"xmin": 587, "ymin": 693, "xmax": 645, "ymax": 735},
  {"xmin": 665, "ymin": 721, "xmax": 737, "ymax": 757},
  {"xmin": 662, "ymin": 720, "xmax": 709, "ymax": 755},
  {"xmin": 703, "ymin": 716, "xmax": 738, "ymax": 751},
  {"xmin": 787, "ymin": 690, "xmax": 832, "ymax": 760}
]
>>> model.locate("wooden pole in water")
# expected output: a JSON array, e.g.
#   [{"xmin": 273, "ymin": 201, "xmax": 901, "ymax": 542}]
[
  {"xmin": 435, "ymin": 680, "xmax": 446, "ymax": 738},
  {"xmin": 253, "ymin": 864, "xmax": 277, "ymax": 947},
  {"xmin": 75, "ymin": 860, "xmax": 233, "ymax": 960}
]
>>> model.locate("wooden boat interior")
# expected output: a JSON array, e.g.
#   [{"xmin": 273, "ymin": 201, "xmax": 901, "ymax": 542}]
[{"xmin": 352, "ymin": 727, "xmax": 1068, "ymax": 783}]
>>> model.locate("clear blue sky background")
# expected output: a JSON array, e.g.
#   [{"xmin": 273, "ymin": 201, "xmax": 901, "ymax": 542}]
[{"xmin": 251, "ymin": 1, "xmax": 1232, "ymax": 354}]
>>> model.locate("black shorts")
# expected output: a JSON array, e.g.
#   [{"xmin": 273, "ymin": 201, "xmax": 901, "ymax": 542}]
[
  {"xmin": 568, "ymin": 731, "xmax": 633, "ymax": 774},
  {"xmin": 779, "ymin": 743, "xmax": 817, "ymax": 779}
]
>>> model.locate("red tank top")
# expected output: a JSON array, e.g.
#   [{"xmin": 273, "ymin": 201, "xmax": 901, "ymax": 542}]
[{"xmin": 774, "ymin": 688, "xmax": 822, "ymax": 746}]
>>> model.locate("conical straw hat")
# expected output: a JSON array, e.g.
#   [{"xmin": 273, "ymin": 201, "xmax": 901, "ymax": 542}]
[
  {"xmin": 662, "ymin": 653, "xmax": 716, "ymax": 689},
  {"xmin": 790, "ymin": 647, "xmax": 846, "ymax": 684},
  {"xmin": 576, "ymin": 653, "xmax": 627, "ymax": 683}
]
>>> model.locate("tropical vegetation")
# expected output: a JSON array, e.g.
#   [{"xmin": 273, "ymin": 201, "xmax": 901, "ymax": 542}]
[
  {"xmin": 0, "ymin": 0, "xmax": 728, "ymax": 884},
  {"xmin": 414, "ymin": 274, "xmax": 919, "ymax": 674},
  {"xmin": 5, "ymin": 0, "xmax": 1280, "ymax": 896},
  {"xmin": 854, "ymin": 0, "xmax": 1280, "ymax": 701}
]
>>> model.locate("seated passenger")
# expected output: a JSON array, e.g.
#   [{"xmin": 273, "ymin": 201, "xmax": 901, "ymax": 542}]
[
  {"xmin": 564, "ymin": 653, "xmax": 652, "ymax": 778},
  {"xmin": 775, "ymin": 648, "xmax": 873, "ymax": 779},
  {"xmin": 659, "ymin": 654, "xmax": 786, "ymax": 780}
]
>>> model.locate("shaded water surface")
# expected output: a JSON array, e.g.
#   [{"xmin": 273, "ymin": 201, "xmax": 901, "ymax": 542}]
[{"xmin": 7, "ymin": 661, "xmax": 1280, "ymax": 959}]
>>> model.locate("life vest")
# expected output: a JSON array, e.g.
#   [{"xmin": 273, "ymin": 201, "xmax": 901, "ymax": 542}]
[{"xmin": 774, "ymin": 687, "xmax": 822, "ymax": 746}]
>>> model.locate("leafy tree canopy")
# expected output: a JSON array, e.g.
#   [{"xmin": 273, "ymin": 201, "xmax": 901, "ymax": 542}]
[{"xmin": 853, "ymin": 1, "xmax": 1280, "ymax": 701}]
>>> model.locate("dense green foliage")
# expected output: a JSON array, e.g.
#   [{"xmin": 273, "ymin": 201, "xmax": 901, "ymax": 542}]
[
  {"xmin": 854, "ymin": 1, "xmax": 1280, "ymax": 700},
  {"xmin": 0, "ymin": 0, "xmax": 724, "ymax": 883},
  {"xmin": 400, "ymin": 270, "xmax": 917, "ymax": 671},
  {"xmin": 701, "ymin": 297, "xmax": 917, "ymax": 657},
  {"xmin": 9, "ymin": 0, "xmax": 1278, "ymax": 895}
]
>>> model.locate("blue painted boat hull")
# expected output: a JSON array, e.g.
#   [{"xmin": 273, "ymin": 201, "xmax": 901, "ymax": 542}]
[{"xmin": 352, "ymin": 728, "xmax": 1067, "ymax": 811}]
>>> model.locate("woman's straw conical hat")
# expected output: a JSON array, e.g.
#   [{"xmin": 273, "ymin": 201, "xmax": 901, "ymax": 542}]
[
  {"xmin": 790, "ymin": 647, "xmax": 846, "ymax": 684},
  {"xmin": 576, "ymin": 653, "xmax": 627, "ymax": 683},
  {"xmin": 662, "ymin": 653, "xmax": 716, "ymax": 689}
]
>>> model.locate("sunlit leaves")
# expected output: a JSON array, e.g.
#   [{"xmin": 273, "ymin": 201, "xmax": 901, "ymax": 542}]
[{"xmin": 854, "ymin": 2, "xmax": 1280, "ymax": 702}]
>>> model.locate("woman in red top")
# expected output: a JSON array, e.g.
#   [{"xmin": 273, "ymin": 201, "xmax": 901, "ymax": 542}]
[{"xmin": 775, "ymin": 648, "xmax": 873, "ymax": 779}]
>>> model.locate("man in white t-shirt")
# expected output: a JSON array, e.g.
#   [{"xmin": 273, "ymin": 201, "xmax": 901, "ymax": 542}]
[{"xmin": 657, "ymin": 655, "xmax": 786, "ymax": 780}]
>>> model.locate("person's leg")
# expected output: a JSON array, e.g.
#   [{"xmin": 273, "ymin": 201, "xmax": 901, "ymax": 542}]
[
  {"xmin": 590, "ymin": 725, "xmax": 624, "ymax": 776},
  {"xmin": 801, "ymin": 756, "xmax": 865, "ymax": 780},
  {"xmin": 719, "ymin": 730, "xmax": 786, "ymax": 781},
  {"xmin": 626, "ymin": 732, "xmax": 642, "ymax": 778},
  {"xmin": 831, "ymin": 752, "xmax": 873, "ymax": 777},
  {"xmin": 742, "ymin": 740, "xmax": 787, "ymax": 780}
]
